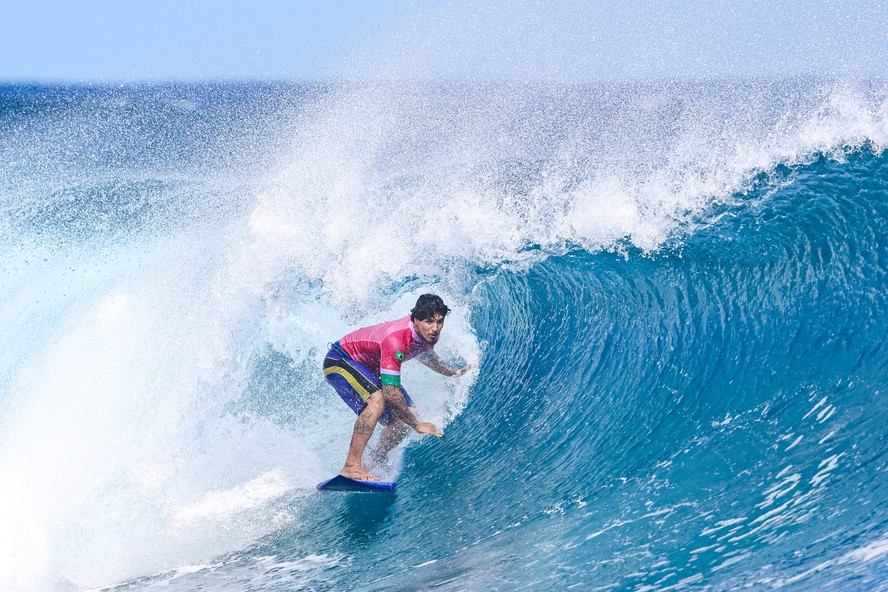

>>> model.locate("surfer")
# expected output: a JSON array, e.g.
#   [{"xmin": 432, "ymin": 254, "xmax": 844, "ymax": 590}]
[{"xmin": 322, "ymin": 294, "xmax": 473, "ymax": 481}]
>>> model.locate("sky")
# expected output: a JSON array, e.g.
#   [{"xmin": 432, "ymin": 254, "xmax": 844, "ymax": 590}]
[{"xmin": 1, "ymin": 0, "xmax": 887, "ymax": 83}]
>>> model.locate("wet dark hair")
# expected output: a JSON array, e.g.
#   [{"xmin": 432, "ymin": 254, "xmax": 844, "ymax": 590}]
[{"xmin": 410, "ymin": 294, "xmax": 451, "ymax": 321}]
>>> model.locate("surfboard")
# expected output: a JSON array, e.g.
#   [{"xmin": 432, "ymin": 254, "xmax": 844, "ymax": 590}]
[{"xmin": 316, "ymin": 475, "xmax": 397, "ymax": 493}]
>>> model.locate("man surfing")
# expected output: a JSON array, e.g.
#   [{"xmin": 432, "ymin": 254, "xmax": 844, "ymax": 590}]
[{"xmin": 322, "ymin": 294, "xmax": 472, "ymax": 481}]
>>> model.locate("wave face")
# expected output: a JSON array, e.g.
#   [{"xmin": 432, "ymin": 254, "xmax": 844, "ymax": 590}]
[{"xmin": 1, "ymin": 80, "xmax": 887, "ymax": 591}]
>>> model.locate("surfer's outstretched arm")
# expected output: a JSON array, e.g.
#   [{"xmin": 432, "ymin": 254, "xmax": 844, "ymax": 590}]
[{"xmin": 418, "ymin": 352, "xmax": 474, "ymax": 377}]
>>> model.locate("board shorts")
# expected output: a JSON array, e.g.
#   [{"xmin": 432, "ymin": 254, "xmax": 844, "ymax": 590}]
[{"xmin": 323, "ymin": 341, "xmax": 415, "ymax": 426}]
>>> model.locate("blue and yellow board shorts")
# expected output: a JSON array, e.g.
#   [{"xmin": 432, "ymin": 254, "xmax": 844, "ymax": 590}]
[{"xmin": 323, "ymin": 342, "xmax": 415, "ymax": 426}]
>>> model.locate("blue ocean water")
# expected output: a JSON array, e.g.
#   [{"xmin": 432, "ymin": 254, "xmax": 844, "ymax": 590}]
[{"xmin": 1, "ymin": 79, "xmax": 887, "ymax": 591}]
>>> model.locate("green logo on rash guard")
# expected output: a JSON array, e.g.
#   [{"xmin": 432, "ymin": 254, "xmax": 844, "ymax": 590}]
[{"xmin": 395, "ymin": 350, "xmax": 405, "ymax": 361}]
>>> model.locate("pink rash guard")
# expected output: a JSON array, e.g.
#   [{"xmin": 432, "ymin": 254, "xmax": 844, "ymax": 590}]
[{"xmin": 338, "ymin": 315, "xmax": 434, "ymax": 387}]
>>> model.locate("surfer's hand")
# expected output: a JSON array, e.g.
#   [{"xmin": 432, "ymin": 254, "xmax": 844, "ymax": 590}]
[
  {"xmin": 458, "ymin": 364, "xmax": 475, "ymax": 376},
  {"xmin": 416, "ymin": 422, "xmax": 443, "ymax": 437}
]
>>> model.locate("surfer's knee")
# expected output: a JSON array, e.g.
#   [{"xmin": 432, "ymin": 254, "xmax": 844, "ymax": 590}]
[{"xmin": 363, "ymin": 391, "xmax": 385, "ymax": 418}]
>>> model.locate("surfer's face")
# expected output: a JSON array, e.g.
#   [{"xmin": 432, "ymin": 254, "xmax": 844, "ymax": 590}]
[{"xmin": 414, "ymin": 314, "xmax": 445, "ymax": 344}]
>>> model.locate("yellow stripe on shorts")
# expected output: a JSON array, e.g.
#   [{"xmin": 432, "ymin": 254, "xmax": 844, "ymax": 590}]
[{"xmin": 323, "ymin": 366, "xmax": 373, "ymax": 401}]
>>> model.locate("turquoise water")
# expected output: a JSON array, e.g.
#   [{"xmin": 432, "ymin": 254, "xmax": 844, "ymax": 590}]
[{"xmin": 1, "ymin": 80, "xmax": 887, "ymax": 591}]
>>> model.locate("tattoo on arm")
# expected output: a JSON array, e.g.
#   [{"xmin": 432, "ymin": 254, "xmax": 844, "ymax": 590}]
[{"xmin": 418, "ymin": 352, "xmax": 457, "ymax": 376}]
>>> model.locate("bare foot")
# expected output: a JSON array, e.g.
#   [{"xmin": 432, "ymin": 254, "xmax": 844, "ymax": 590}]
[{"xmin": 340, "ymin": 466, "xmax": 379, "ymax": 481}]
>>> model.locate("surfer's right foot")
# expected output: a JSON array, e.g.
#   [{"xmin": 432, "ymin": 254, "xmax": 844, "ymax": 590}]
[{"xmin": 341, "ymin": 466, "xmax": 379, "ymax": 481}]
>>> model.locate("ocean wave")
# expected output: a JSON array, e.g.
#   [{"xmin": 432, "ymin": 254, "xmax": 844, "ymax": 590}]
[{"xmin": 0, "ymin": 81, "xmax": 886, "ymax": 591}]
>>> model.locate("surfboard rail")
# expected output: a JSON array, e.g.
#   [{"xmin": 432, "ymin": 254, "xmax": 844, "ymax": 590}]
[{"xmin": 317, "ymin": 475, "xmax": 397, "ymax": 493}]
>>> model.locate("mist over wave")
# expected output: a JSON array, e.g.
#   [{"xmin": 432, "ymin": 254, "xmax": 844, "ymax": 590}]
[{"xmin": 0, "ymin": 78, "xmax": 886, "ymax": 590}]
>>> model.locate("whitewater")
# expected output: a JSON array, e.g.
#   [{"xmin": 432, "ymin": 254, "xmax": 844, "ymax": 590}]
[{"xmin": 1, "ymin": 77, "xmax": 887, "ymax": 591}]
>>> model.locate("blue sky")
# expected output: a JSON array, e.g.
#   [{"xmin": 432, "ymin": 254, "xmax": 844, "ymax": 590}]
[{"xmin": 2, "ymin": 0, "xmax": 886, "ymax": 82}]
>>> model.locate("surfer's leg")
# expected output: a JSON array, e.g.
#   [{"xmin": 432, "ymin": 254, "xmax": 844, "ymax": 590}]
[
  {"xmin": 374, "ymin": 418, "xmax": 410, "ymax": 461},
  {"xmin": 371, "ymin": 388, "xmax": 416, "ymax": 463},
  {"xmin": 341, "ymin": 389, "xmax": 384, "ymax": 480},
  {"xmin": 323, "ymin": 347, "xmax": 387, "ymax": 480}
]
